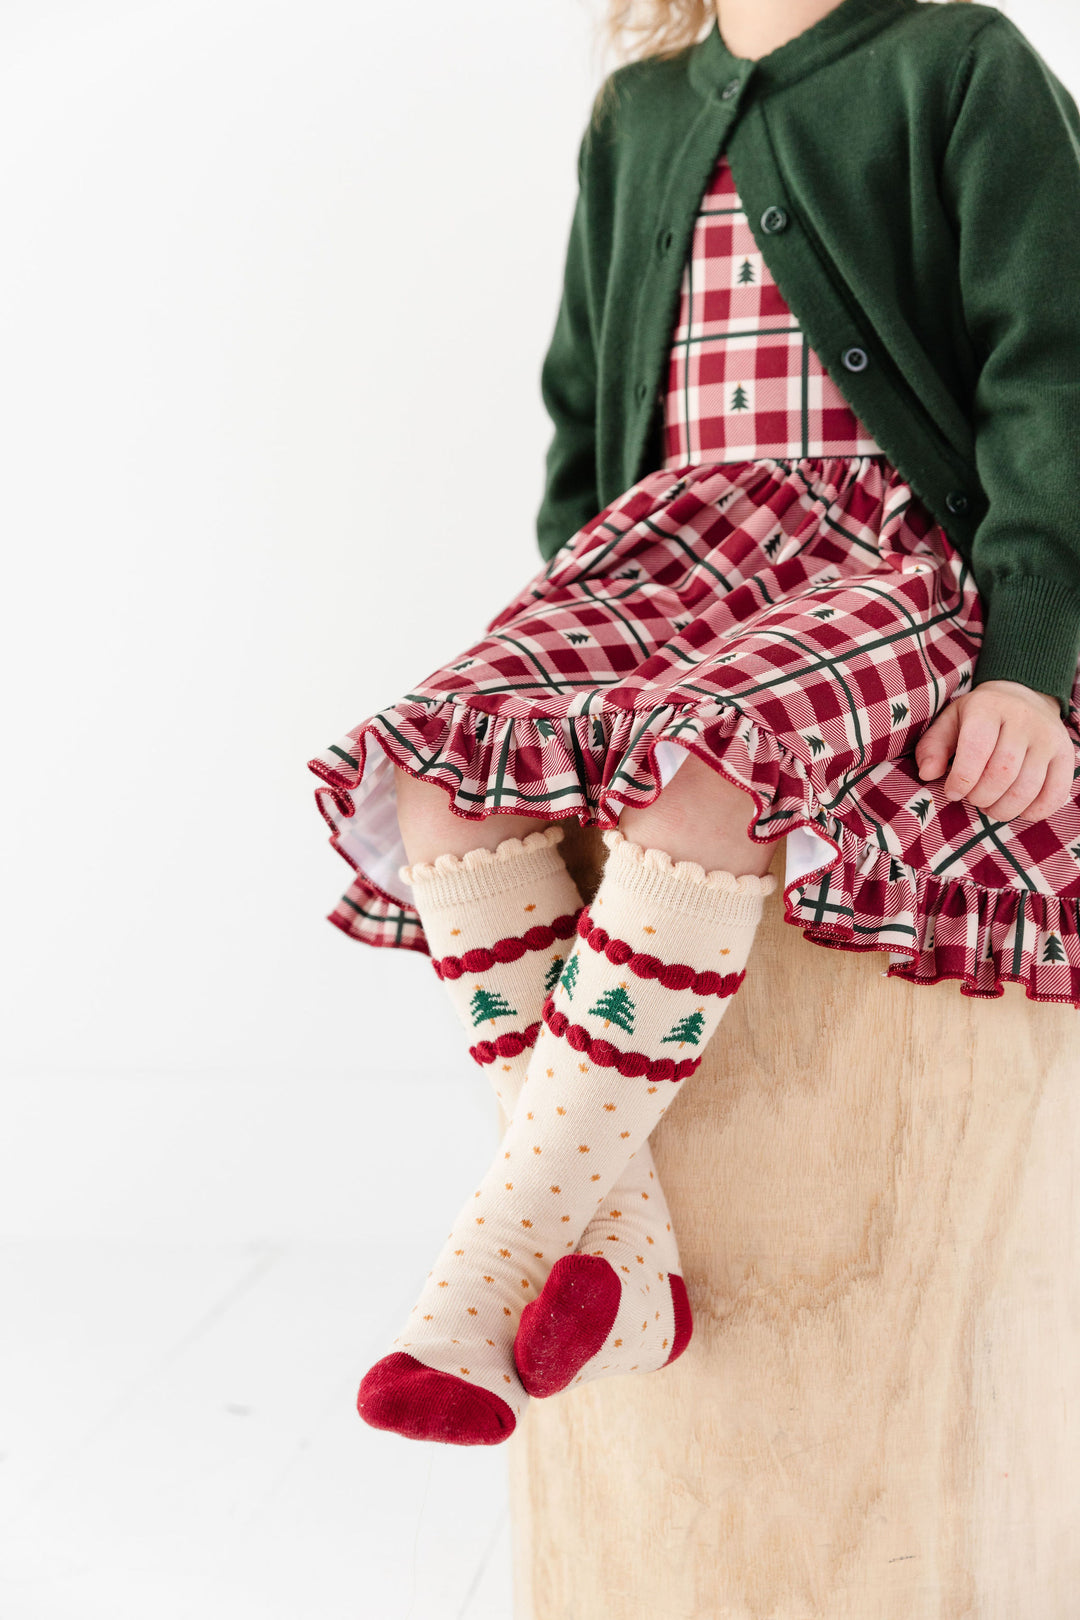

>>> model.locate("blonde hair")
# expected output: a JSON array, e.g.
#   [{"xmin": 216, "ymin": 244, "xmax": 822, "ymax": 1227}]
[{"xmin": 602, "ymin": 0, "xmax": 713, "ymax": 65}]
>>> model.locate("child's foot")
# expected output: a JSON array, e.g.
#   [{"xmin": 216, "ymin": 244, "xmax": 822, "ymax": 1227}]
[
  {"xmin": 356, "ymin": 1201, "xmax": 540, "ymax": 1445},
  {"xmin": 357, "ymin": 1352, "xmax": 517, "ymax": 1445},
  {"xmin": 362, "ymin": 833, "xmax": 770, "ymax": 1442},
  {"xmin": 514, "ymin": 1147, "xmax": 693, "ymax": 1395}
]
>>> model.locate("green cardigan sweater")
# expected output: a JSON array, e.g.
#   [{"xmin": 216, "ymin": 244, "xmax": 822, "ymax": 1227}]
[{"xmin": 535, "ymin": 0, "xmax": 1080, "ymax": 716}]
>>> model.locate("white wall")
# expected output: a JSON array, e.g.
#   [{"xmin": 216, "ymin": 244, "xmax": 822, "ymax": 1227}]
[
  {"xmin": 1, "ymin": 0, "xmax": 1076, "ymax": 1096},
  {"xmin": 0, "ymin": 0, "xmax": 600, "ymax": 1087},
  {"xmin": 6, "ymin": 15, "xmax": 1076, "ymax": 1616}
]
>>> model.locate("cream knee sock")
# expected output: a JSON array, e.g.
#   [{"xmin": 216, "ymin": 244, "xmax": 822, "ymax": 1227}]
[{"xmin": 358, "ymin": 828, "xmax": 774, "ymax": 1444}]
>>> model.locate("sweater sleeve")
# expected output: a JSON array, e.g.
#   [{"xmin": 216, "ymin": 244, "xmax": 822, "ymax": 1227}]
[
  {"xmin": 535, "ymin": 127, "xmax": 601, "ymax": 562},
  {"xmin": 941, "ymin": 15, "xmax": 1080, "ymax": 718}
]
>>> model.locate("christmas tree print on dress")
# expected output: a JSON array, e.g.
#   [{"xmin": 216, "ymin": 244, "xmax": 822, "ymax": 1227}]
[
  {"xmin": 544, "ymin": 956, "xmax": 566, "ymax": 994},
  {"xmin": 470, "ymin": 987, "xmax": 518, "ymax": 1027},
  {"xmin": 661, "ymin": 1009, "xmax": 706, "ymax": 1048},
  {"xmin": 1043, "ymin": 934, "xmax": 1066, "ymax": 964},
  {"xmin": 737, "ymin": 258, "xmax": 756, "ymax": 284},
  {"xmin": 588, "ymin": 983, "xmax": 636, "ymax": 1035},
  {"xmin": 730, "ymin": 383, "xmax": 749, "ymax": 411}
]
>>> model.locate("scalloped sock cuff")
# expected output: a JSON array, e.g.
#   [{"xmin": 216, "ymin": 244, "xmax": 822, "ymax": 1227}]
[{"xmin": 358, "ymin": 829, "xmax": 775, "ymax": 1443}]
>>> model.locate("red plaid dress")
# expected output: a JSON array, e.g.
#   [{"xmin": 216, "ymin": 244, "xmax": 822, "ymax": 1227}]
[{"xmin": 310, "ymin": 151, "xmax": 1080, "ymax": 1007}]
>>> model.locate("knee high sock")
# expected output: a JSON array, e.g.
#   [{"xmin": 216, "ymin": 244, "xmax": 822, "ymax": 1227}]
[
  {"xmin": 357, "ymin": 825, "xmax": 687, "ymax": 1446},
  {"xmin": 358, "ymin": 827, "xmax": 774, "ymax": 1444},
  {"xmin": 410, "ymin": 827, "xmax": 691, "ymax": 1397}
]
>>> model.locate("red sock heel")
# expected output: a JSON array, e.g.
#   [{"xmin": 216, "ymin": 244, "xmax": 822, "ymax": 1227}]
[{"xmin": 513, "ymin": 1254, "xmax": 623, "ymax": 1397}]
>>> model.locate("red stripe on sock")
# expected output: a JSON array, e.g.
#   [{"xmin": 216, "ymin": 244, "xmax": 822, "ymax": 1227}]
[
  {"xmin": 432, "ymin": 913, "xmax": 579, "ymax": 980},
  {"xmin": 468, "ymin": 1021, "xmax": 542, "ymax": 1066},
  {"xmin": 575, "ymin": 907, "xmax": 746, "ymax": 998},
  {"xmin": 540, "ymin": 997, "xmax": 700, "ymax": 1082}
]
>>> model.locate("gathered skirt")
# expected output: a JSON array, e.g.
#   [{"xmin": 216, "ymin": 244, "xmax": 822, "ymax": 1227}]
[{"xmin": 309, "ymin": 453, "xmax": 1080, "ymax": 1007}]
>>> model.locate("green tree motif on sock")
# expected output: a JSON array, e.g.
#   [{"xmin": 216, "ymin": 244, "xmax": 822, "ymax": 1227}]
[
  {"xmin": 560, "ymin": 953, "xmax": 580, "ymax": 999},
  {"xmin": 543, "ymin": 955, "xmax": 566, "ymax": 993},
  {"xmin": 589, "ymin": 983, "xmax": 636, "ymax": 1034},
  {"xmin": 661, "ymin": 1009, "xmax": 706, "ymax": 1047},
  {"xmin": 470, "ymin": 986, "xmax": 518, "ymax": 1026}
]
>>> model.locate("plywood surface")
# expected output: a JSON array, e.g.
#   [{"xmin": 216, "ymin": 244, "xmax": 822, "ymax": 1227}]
[{"xmin": 510, "ymin": 831, "xmax": 1080, "ymax": 1619}]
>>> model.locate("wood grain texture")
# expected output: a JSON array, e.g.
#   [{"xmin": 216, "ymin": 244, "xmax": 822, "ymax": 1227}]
[{"xmin": 510, "ymin": 827, "xmax": 1080, "ymax": 1619}]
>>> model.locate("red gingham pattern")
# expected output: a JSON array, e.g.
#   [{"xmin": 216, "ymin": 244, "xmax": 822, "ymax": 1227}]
[
  {"xmin": 309, "ymin": 164, "xmax": 1080, "ymax": 1009},
  {"xmin": 663, "ymin": 152, "xmax": 882, "ymax": 466}
]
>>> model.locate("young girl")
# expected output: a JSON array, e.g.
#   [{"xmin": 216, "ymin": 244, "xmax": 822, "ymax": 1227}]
[{"xmin": 309, "ymin": 0, "xmax": 1080, "ymax": 1446}]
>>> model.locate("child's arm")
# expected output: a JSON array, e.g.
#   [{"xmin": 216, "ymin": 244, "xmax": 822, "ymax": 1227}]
[
  {"xmin": 920, "ymin": 16, "xmax": 1080, "ymax": 822},
  {"xmin": 536, "ymin": 128, "xmax": 601, "ymax": 562},
  {"xmin": 939, "ymin": 15, "xmax": 1080, "ymax": 718}
]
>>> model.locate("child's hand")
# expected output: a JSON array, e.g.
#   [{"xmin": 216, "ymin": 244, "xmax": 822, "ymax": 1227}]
[{"xmin": 914, "ymin": 679, "xmax": 1075, "ymax": 823}]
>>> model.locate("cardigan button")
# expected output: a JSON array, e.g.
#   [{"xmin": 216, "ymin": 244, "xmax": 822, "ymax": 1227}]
[
  {"xmin": 720, "ymin": 77, "xmax": 742, "ymax": 101},
  {"xmin": 842, "ymin": 346, "xmax": 869, "ymax": 372},
  {"xmin": 760, "ymin": 205, "xmax": 789, "ymax": 234},
  {"xmin": 946, "ymin": 489, "xmax": 970, "ymax": 516}
]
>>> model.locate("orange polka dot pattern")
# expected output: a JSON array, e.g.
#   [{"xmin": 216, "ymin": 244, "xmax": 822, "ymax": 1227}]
[
  {"xmin": 369, "ymin": 825, "xmax": 686, "ymax": 1424},
  {"xmin": 357, "ymin": 830, "xmax": 773, "ymax": 1441}
]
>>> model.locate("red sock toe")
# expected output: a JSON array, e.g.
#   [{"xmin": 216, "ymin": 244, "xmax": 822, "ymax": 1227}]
[
  {"xmin": 514, "ymin": 1254, "xmax": 622, "ymax": 1397},
  {"xmin": 357, "ymin": 1352, "xmax": 516, "ymax": 1446},
  {"xmin": 664, "ymin": 1271, "xmax": 693, "ymax": 1365}
]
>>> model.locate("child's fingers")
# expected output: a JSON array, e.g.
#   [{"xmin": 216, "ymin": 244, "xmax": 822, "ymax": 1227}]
[
  {"xmin": 1019, "ymin": 748, "xmax": 1078, "ymax": 822},
  {"xmin": 915, "ymin": 703, "xmax": 960, "ymax": 780},
  {"xmin": 941, "ymin": 712, "xmax": 1002, "ymax": 802},
  {"xmin": 981, "ymin": 748, "xmax": 1054, "ymax": 822}
]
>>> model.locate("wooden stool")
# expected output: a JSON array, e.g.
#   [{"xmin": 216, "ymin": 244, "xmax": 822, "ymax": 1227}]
[{"xmin": 509, "ymin": 825, "xmax": 1080, "ymax": 1619}]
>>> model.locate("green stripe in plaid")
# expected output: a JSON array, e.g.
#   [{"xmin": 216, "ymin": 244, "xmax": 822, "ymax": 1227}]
[
  {"xmin": 662, "ymin": 151, "xmax": 882, "ymax": 467},
  {"xmin": 309, "ymin": 451, "xmax": 1080, "ymax": 1006}
]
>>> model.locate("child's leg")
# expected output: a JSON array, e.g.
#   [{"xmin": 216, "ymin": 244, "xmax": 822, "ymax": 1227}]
[
  {"xmin": 514, "ymin": 759, "xmax": 776, "ymax": 1394},
  {"xmin": 374, "ymin": 796, "xmax": 689, "ymax": 1426},
  {"xmin": 360, "ymin": 804, "xmax": 775, "ymax": 1444}
]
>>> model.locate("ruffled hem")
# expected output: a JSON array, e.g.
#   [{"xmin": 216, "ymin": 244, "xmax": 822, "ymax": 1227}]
[{"xmin": 308, "ymin": 695, "xmax": 1080, "ymax": 1009}]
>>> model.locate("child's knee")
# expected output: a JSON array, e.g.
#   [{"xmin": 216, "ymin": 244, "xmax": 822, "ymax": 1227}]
[
  {"xmin": 632, "ymin": 754, "xmax": 752, "ymax": 834},
  {"xmin": 618, "ymin": 754, "xmax": 765, "ymax": 873}
]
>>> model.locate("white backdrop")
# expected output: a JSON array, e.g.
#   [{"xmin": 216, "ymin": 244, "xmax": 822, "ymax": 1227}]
[
  {"xmin": 1, "ymin": 8, "xmax": 1077, "ymax": 1617},
  {"xmin": 1, "ymin": 0, "xmax": 1075, "ymax": 1220}
]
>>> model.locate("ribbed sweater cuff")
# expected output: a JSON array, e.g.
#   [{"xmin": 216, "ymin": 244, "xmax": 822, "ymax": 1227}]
[{"xmin": 975, "ymin": 575, "xmax": 1080, "ymax": 718}]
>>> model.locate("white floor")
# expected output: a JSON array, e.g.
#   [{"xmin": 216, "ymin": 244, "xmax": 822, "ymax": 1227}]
[{"xmin": 0, "ymin": 1074, "xmax": 513, "ymax": 1619}]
